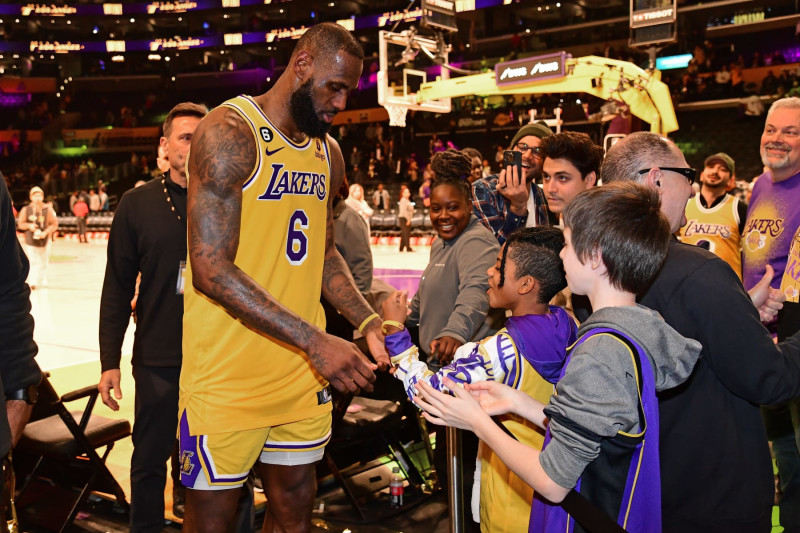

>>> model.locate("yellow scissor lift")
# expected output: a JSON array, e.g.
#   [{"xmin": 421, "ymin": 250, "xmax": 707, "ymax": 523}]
[{"xmin": 378, "ymin": 29, "xmax": 678, "ymax": 135}]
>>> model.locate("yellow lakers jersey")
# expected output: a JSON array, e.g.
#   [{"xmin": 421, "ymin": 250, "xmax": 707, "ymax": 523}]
[
  {"xmin": 181, "ymin": 95, "xmax": 332, "ymax": 435},
  {"xmin": 480, "ymin": 332, "xmax": 551, "ymax": 533},
  {"xmin": 680, "ymin": 194, "xmax": 743, "ymax": 280}
]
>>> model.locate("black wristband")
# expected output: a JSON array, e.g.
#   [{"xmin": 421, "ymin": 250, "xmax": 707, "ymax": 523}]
[{"xmin": 6, "ymin": 385, "xmax": 38, "ymax": 405}]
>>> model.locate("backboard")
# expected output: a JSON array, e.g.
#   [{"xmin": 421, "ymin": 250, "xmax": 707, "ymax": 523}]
[{"xmin": 377, "ymin": 29, "xmax": 452, "ymax": 125}]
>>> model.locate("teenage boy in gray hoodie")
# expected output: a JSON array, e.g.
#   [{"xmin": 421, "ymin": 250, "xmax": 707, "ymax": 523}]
[{"xmin": 413, "ymin": 182, "xmax": 701, "ymax": 533}]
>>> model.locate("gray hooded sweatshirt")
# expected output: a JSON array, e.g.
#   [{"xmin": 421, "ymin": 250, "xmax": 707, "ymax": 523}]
[{"xmin": 539, "ymin": 304, "xmax": 702, "ymax": 489}]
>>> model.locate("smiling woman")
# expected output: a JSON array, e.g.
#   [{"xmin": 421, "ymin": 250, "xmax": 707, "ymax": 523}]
[{"xmin": 409, "ymin": 150, "xmax": 503, "ymax": 365}]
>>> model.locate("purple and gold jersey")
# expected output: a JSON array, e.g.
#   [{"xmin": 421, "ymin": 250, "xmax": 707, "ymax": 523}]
[
  {"xmin": 742, "ymin": 170, "xmax": 800, "ymax": 292},
  {"xmin": 181, "ymin": 95, "xmax": 332, "ymax": 435},
  {"xmin": 385, "ymin": 307, "xmax": 578, "ymax": 533}
]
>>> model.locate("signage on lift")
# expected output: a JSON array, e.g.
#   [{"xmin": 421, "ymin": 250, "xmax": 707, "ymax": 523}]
[
  {"xmin": 630, "ymin": 5, "xmax": 676, "ymax": 28},
  {"xmin": 495, "ymin": 52, "xmax": 568, "ymax": 87}
]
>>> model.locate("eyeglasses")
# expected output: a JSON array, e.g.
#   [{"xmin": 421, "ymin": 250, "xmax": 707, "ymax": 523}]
[
  {"xmin": 637, "ymin": 167, "xmax": 697, "ymax": 185},
  {"xmin": 515, "ymin": 142, "xmax": 542, "ymax": 156}
]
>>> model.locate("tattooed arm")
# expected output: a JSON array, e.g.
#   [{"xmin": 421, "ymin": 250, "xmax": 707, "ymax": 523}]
[
  {"xmin": 187, "ymin": 106, "xmax": 377, "ymax": 393},
  {"xmin": 322, "ymin": 138, "xmax": 390, "ymax": 371}
]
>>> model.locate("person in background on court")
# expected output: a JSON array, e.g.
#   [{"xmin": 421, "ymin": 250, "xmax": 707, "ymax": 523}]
[
  {"xmin": 17, "ymin": 186, "xmax": 57, "ymax": 290},
  {"xmin": 345, "ymin": 183, "xmax": 373, "ymax": 231},
  {"xmin": 373, "ymin": 182, "xmax": 390, "ymax": 210},
  {"xmin": 89, "ymin": 188, "xmax": 101, "ymax": 212},
  {"xmin": 398, "ymin": 185, "xmax": 414, "ymax": 252},
  {"xmin": 73, "ymin": 193, "xmax": 89, "ymax": 244},
  {"xmin": 97, "ymin": 103, "xmax": 218, "ymax": 532}
]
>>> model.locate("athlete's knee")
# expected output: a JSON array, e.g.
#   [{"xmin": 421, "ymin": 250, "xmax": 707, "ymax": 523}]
[
  {"xmin": 183, "ymin": 488, "xmax": 242, "ymax": 533},
  {"xmin": 260, "ymin": 463, "xmax": 317, "ymax": 530}
]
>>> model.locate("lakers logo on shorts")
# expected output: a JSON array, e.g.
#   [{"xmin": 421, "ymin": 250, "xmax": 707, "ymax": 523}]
[{"xmin": 180, "ymin": 451, "xmax": 196, "ymax": 476}]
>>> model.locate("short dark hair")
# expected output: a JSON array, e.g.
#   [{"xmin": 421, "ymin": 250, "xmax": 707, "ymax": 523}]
[
  {"xmin": 563, "ymin": 182, "xmax": 670, "ymax": 295},
  {"xmin": 499, "ymin": 227, "xmax": 567, "ymax": 304},
  {"xmin": 600, "ymin": 131, "xmax": 675, "ymax": 184},
  {"xmin": 461, "ymin": 147, "xmax": 483, "ymax": 162},
  {"xmin": 163, "ymin": 102, "xmax": 208, "ymax": 139},
  {"xmin": 293, "ymin": 22, "xmax": 364, "ymax": 62},
  {"xmin": 430, "ymin": 149, "xmax": 472, "ymax": 202},
  {"xmin": 539, "ymin": 131, "xmax": 604, "ymax": 179}
]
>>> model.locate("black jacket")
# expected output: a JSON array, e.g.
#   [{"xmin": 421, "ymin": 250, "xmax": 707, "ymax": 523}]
[
  {"xmin": 642, "ymin": 239, "xmax": 800, "ymax": 532},
  {"xmin": 0, "ymin": 175, "xmax": 41, "ymax": 457},
  {"xmin": 99, "ymin": 175, "xmax": 186, "ymax": 371}
]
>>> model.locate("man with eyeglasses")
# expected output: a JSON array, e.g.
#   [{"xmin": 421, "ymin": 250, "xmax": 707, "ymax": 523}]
[
  {"xmin": 602, "ymin": 131, "xmax": 800, "ymax": 533},
  {"xmin": 471, "ymin": 122, "xmax": 555, "ymax": 244},
  {"xmin": 743, "ymin": 96, "xmax": 800, "ymax": 533},
  {"xmin": 679, "ymin": 152, "xmax": 747, "ymax": 280}
]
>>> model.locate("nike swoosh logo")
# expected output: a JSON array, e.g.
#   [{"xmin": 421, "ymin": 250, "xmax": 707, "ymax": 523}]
[{"xmin": 265, "ymin": 146, "xmax": 284, "ymax": 157}]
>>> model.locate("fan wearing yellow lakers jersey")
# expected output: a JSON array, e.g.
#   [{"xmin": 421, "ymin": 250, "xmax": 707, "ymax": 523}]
[
  {"xmin": 678, "ymin": 152, "xmax": 747, "ymax": 279},
  {"xmin": 180, "ymin": 23, "xmax": 390, "ymax": 533}
]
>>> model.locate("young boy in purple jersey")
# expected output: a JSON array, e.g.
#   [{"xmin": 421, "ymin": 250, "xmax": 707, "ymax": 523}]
[{"xmin": 382, "ymin": 226, "xmax": 577, "ymax": 532}]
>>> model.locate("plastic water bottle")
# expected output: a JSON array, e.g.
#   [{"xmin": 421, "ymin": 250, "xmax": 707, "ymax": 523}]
[{"xmin": 389, "ymin": 467, "xmax": 404, "ymax": 508}]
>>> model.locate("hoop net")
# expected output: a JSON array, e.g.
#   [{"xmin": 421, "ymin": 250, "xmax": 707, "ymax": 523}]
[{"xmin": 386, "ymin": 104, "xmax": 408, "ymax": 127}]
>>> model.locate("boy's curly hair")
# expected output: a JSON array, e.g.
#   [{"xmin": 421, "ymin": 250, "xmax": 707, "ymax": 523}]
[{"xmin": 499, "ymin": 227, "xmax": 567, "ymax": 303}]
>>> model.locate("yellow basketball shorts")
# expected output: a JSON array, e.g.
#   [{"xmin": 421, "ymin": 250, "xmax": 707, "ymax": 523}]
[{"xmin": 178, "ymin": 409, "xmax": 332, "ymax": 490}]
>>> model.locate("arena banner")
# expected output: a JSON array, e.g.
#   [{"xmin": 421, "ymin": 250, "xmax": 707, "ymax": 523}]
[{"xmin": 495, "ymin": 52, "xmax": 568, "ymax": 87}]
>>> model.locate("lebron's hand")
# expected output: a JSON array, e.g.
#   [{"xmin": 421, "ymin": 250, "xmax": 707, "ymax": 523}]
[{"xmin": 306, "ymin": 332, "xmax": 377, "ymax": 394}]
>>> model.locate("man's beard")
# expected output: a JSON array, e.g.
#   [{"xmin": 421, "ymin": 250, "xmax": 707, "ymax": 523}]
[
  {"xmin": 701, "ymin": 174, "xmax": 727, "ymax": 192},
  {"xmin": 289, "ymin": 79, "xmax": 332, "ymax": 139},
  {"xmin": 761, "ymin": 142, "xmax": 792, "ymax": 170}
]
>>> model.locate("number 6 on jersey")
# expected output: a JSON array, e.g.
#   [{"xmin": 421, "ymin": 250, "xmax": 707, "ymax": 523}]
[{"xmin": 286, "ymin": 209, "xmax": 309, "ymax": 265}]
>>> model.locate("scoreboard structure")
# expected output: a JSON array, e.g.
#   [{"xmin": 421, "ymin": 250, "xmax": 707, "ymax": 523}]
[{"xmin": 629, "ymin": 0, "xmax": 677, "ymax": 48}]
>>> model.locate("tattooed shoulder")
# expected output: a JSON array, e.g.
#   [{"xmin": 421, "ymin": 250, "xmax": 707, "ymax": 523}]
[{"xmin": 190, "ymin": 107, "xmax": 257, "ymax": 190}]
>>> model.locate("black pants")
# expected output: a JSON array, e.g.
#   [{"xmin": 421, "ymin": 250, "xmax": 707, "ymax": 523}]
[
  {"xmin": 76, "ymin": 217, "xmax": 87, "ymax": 242},
  {"xmin": 399, "ymin": 217, "xmax": 412, "ymax": 251},
  {"xmin": 130, "ymin": 365, "xmax": 181, "ymax": 533}
]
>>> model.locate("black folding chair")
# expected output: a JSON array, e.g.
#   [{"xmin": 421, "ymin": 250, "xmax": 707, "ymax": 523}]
[{"xmin": 15, "ymin": 373, "xmax": 131, "ymax": 533}]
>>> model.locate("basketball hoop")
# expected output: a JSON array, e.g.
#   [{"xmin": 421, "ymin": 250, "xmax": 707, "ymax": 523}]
[{"xmin": 385, "ymin": 104, "xmax": 408, "ymax": 127}]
